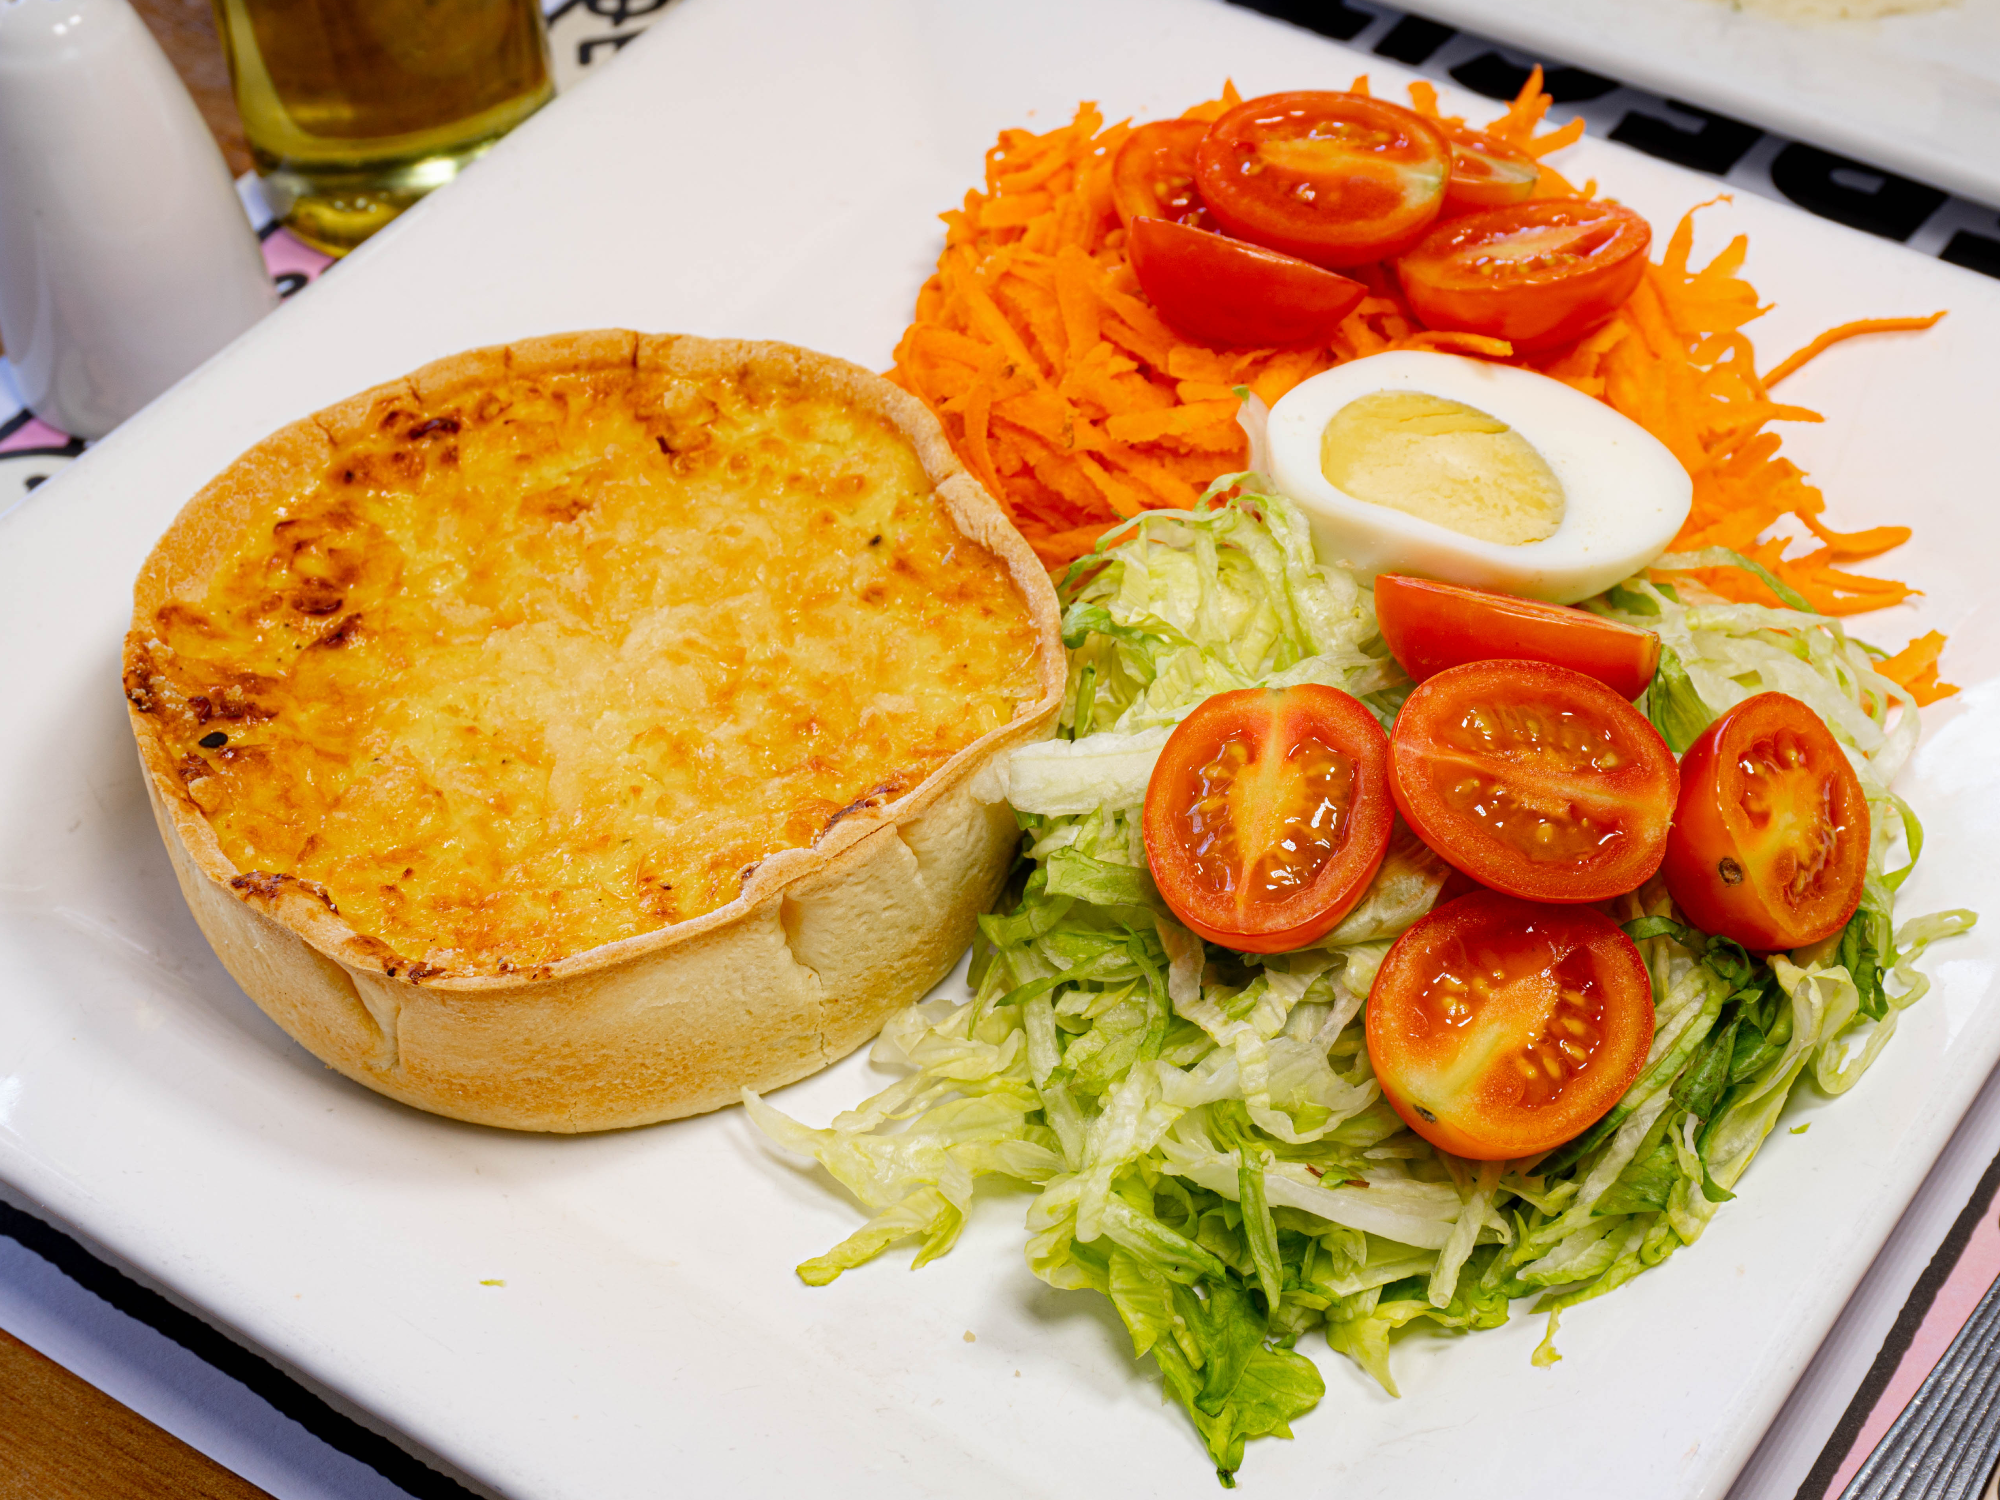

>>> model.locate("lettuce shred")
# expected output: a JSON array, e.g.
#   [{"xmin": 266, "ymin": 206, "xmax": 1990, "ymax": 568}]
[{"xmin": 749, "ymin": 478, "xmax": 1974, "ymax": 1484}]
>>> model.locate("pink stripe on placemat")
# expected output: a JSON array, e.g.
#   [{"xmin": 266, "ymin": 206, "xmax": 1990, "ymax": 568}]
[
  {"xmin": 1828, "ymin": 1200, "xmax": 2000, "ymax": 1495},
  {"xmin": 0, "ymin": 416, "xmax": 71, "ymax": 454},
  {"xmin": 260, "ymin": 227, "xmax": 333, "ymax": 289}
]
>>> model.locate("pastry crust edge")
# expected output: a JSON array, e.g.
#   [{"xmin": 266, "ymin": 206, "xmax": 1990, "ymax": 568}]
[{"xmin": 125, "ymin": 331, "xmax": 1065, "ymax": 1133}]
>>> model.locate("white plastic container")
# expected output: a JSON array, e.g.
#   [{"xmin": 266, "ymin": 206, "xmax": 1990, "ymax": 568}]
[{"xmin": 0, "ymin": 0, "xmax": 277, "ymax": 439}]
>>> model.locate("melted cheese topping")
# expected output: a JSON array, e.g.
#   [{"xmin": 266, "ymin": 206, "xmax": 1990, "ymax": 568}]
[{"xmin": 128, "ymin": 365, "xmax": 1042, "ymax": 976}]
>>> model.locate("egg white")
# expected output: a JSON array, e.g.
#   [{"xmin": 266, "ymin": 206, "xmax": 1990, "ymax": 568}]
[{"xmin": 1266, "ymin": 351, "xmax": 1692, "ymax": 604}]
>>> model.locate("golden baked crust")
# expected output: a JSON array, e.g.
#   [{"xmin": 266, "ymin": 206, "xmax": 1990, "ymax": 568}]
[
  {"xmin": 124, "ymin": 333, "xmax": 1064, "ymax": 1131},
  {"xmin": 128, "ymin": 337, "xmax": 1041, "ymax": 974}
]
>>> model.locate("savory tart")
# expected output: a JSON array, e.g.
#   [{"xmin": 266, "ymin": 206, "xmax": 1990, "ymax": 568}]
[{"xmin": 123, "ymin": 332, "xmax": 1064, "ymax": 1131}]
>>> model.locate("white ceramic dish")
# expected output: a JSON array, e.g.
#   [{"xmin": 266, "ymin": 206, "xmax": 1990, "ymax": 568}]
[
  {"xmin": 1, "ymin": 2, "xmax": 1996, "ymax": 1496},
  {"xmin": 1399, "ymin": 0, "xmax": 2000, "ymax": 208}
]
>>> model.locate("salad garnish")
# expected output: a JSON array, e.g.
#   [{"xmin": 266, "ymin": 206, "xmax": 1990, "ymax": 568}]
[
  {"xmin": 887, "ymin": 73, "xmax": 1955, "ymax": 694},
  {"xmin": 749, "ymin": 481, "xmax": 1974, "ymax": 1484}
]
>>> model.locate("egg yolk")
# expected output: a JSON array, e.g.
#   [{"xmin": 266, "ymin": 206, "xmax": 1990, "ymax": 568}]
[{"xmin": 1319, "ymin": 391, "xmax": 1565, "ymax": 546}]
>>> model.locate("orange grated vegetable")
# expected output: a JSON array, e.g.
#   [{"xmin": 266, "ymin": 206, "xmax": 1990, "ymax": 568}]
[
  {"xmin": 889, "ymin": 69, "xmax": 1953, "ymax": 689},
  {"xmin": 1764, "ymin": 314, "xmax": 1946, "ymax": 390},
  {"xmin": 1876, "ymin": 630, "xmax": 1959, "ymax": 706}
]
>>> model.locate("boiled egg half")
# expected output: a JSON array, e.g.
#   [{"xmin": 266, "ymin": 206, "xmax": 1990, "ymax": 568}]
[{"xmin": 1266, "ymin": 351, "xmax": 1691, "ymax": 604}]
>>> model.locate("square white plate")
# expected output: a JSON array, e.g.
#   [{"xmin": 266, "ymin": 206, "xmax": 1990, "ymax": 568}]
[
  {"xmin": 2, "ymin": 2, "xmax": 1997, "ymax": 1496},
  {"xmin": 1399, "ymin": 0, "xmax": 2000, "ymax": 208}
]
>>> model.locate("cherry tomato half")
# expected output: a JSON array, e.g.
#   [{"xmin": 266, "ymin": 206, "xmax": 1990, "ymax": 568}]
[
  {"xmin": 1367, "ymin": 890, "xmax": 1655, "ymax": 1160},
  {"xmin": 1113, "ymin": 119, "xmax": 1214, "ymax": 231},
  {"xmin": 1441, "ymin": 125, "xmax": 1540, "ymax": 214},
  {"xmin": 1193, "ymin": 91, "xmax": 1451, "ymax": 269},
  {"xmin": 1662, "ymin": 692, "xmax": 1870, "ymax": 952},
  {"xmin": 1375, "ymin": 574, "xmax": 1661, "ymax": 700},
  {"xmin": 1128, "ymin": 217, "xmax": 1368, "ymax": 349},
  {"xmin": 1389, "ymin": 659, "xmax": 1678, "ymax": 903},
  {"xmin": 1143, "ymin": 684, "xmax": 1393, "ymax": 952},
  {"xmin": 1397, "ymin": 200, "xmax": 1653, "ymax": 353}
]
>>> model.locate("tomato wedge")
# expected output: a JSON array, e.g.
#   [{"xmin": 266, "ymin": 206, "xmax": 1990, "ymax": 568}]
[
  {"xmin": 1367, "ymin": 890, "xmax": 1655, "ymax": 1160},
  {"xmin": 1143, "ymin": 684, "xmax": 1393, "ymax": 952},
  {"xmin": 1112, "ymin": 119, "xmax": 1214, "ymax": 231},
  {"xmin": 1375, "ymin": 574, "xmax": 1661, "ymax": 700},
  {"xmin": 1389, "ymin": 660, "xmax": 1677, "ymax": 902},
  {"xmin": 1662, "ymin": 692, "xmax": 1870, "ymax": 952},
  {"xmin": 1193, "ymin": 91, "xmax": 1450, "ymax": 269},
  {"xmin": 1441, "ymin": 125, "xmax": 1540, "ymax": 214},
  {"xmin": 1127, "ymin": 217, "xmax": 1368, "ymax": 349},
  {"xmin": 1396, "ymin": 200, "xmax": 1653, "ymax": 353}
]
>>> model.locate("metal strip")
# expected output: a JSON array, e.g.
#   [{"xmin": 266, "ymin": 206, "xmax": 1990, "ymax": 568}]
[{"xmin": 1841, "ymin": 1271, "xmax": 2000, "ymax": 1500}]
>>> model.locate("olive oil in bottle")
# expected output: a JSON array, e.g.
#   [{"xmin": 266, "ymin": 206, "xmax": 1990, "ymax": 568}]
[{"xmin": 211, "ymin": 0, "xmax": 554, "ymax": 254}]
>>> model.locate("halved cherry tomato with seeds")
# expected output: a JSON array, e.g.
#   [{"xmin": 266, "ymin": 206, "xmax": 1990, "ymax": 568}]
[
  {"xmin": 1440, "ymin": 125, "xmax": 1541, "ymax": 214},
  {"xmin": 1397, "ymin": 200, "xmax": 1653, "ymax": 353},
  {"xmin": 1367, "ymin": 890, "xmax": 1655, "ymax": 1160},
  {"xmin": 1128, "ymin": 217, "xmax": 1368, "ymax": 349},
  {"xmin": 1375, "ymin": 574, "xmax": 1661, "ymax": 700},
  {"xmin": 1193, "ymin": 91, "xmax": 1451, "ymax": 269},
  {"xmin": 1112, "ymin": 119, "xmax": 1215, "ymax": 231},
  {"xmin": 1662, "ymin": 692, "xmax": 1869, "ymax": 952},
  {"xmin": 1144, "ymin": 684, "xmax": 1393, "ymax": 953},
  {"xmin": 1389, "ymin": 659, "xmax": 1677, "ymax": 902}
]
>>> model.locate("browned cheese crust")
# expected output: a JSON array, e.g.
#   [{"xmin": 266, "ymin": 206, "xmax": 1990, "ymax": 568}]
[{"xmin": 123, "ymin": 332, "xmax": 1065, "ymax": 1131}]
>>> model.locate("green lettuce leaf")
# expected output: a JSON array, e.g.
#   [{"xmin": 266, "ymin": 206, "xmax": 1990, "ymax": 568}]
[{"xmin": 1642, "ymin": 644, "xmax": 1716, "ymax": 753}]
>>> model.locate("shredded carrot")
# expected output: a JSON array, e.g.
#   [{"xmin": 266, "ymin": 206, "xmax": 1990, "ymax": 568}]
[
  {"xmin": 889, "ymin": 70, "xmax": 1953, "ymax": 687},
  {"xmin": 1876, "ymin": 630, "xmax": 1959, "ymax": 706},
  {"xmin": 1762, "ymin": 314, "xmax": 1947, "ymax": 390}
]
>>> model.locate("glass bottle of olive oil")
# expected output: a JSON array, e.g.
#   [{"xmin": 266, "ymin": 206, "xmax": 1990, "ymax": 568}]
[{"xmin": 211, "ymin": 0, "xmax": 554, "ymax": 255}]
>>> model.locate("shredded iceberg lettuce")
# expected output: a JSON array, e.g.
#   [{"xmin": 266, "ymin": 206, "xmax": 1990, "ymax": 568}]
[
  {"xmin": 1597, "ymin": 559, "xmax": 1922, "ymax": 785},
  {"xmin": 749, "ymin": 477, "xmax": 1974, "ymax": 1485}
]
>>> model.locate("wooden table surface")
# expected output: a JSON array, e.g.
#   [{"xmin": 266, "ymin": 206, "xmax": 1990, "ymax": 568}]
[{"xmin": 0, "ymin": 1325, "xmax": 273, "ymax": 1500}]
